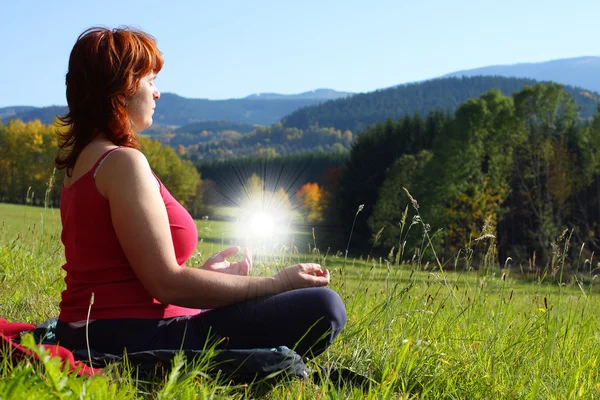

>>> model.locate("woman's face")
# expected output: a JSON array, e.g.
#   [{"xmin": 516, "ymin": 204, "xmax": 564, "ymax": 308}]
[{"xmin": 127, "ymin": 73, "xmax": 160, "ymax": 132}]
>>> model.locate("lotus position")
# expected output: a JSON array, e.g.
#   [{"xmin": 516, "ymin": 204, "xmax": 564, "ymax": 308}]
[{"xmin": 54, "ymin": 26, "xmax": 346, "ymax": 357}]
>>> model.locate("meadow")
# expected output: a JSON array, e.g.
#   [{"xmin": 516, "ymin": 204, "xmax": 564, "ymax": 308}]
[{"xmin": 1, "ymin": 202, "xmax": 600, "ymax": 399}]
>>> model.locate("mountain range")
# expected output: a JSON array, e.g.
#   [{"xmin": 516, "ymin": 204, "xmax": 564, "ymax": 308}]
[
  {"xmin": 443, "ymin": 56, "xmax": 600, "ymax": 93},
  {"xmin": 281, "ymin": 76, "xmax": 599, "ymax": 134},
  {"xmin": 0, "ymin": 90, "xmax": 351, "ymax": 127},
  {"xmin": 2, "ymin": 56, "xmax": 599, "ymax": 129}
]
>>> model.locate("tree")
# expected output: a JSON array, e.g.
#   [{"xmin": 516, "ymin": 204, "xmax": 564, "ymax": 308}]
[
  {"xmin": 0, "ymin": 119, "xmax": 58, "ymax": 205},
  {"xmin": 335, "ymin": 113, "xmax": 450, "ymax": 253},
  {"xmin": 368, "ymin": 150, "xmax": 433, "ymax": 260},
  {"xmin": 570, "ymin": 105, "xmax": 600, "ymax": 252},
  {"xmin": 423, "ymin": 89, "xmax": 519, "ymax": 258},
  {"xmin": 502, "ymin": 83, "xmax": 579, "ymax": 265},
  {"xmin": 296, "ymin": 182, "xmax": 326, "ymax": 223},
  {"xmin": 245, "ymin": 173, "xmax": 265, "ymax": 208}
]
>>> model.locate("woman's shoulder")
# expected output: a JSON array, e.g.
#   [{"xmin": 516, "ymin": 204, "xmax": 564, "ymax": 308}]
[
  {"xmin": 94, "ymin": 147, "xmax": 155, "ymax": 196},
  {"xmin": 104, "ymin": 146, "xmax": 148, "ymax": 166}
]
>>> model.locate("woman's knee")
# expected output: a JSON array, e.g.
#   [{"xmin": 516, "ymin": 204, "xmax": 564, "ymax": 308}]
[{"xmin": 308, "ymin": 287, "xmax": 347, "ymax": 332}]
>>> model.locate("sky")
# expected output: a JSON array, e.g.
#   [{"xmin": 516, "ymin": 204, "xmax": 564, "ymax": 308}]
[{"xmin": 1, "ymin": 0, "xmax": 599, "ymax": 107}]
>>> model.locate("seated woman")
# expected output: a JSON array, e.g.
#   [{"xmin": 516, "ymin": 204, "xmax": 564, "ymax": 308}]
[{"xmin": 54, "ymin": 26, "xmax": 346, "ymax": 358}]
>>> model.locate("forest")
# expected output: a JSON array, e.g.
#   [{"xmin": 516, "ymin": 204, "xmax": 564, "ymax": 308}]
[
  {"xmin": 333, "ymin": 83, "xmax": 600, "ymax": 268},
  {"xmin": 149, "ymin": 76, "xmax": 599, "ymax": 162},
  {"xmin": 3, "ymin": 81, "xmax": 600, "ymax": 269}
]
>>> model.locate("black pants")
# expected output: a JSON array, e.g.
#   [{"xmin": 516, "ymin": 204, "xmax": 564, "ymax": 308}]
[{"xmin": 56, "ymin": 287, "xmax": 346, "ymax": 357}]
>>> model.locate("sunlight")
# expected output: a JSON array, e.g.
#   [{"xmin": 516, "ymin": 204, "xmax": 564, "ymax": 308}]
[
  {"xmin": 235, "ymin": 205, "xmax": 291, "ymax": 247},
  {"xmin": 249, "ymin": 211, "xmax": 274, "ymax": 238}
]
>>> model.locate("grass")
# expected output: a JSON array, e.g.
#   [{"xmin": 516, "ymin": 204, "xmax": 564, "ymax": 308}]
[{"xmin": 2, "ymin": 202, "xmax": 600, "ymax": 398}]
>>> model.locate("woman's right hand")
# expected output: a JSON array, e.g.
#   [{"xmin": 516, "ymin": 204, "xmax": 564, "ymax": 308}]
[{"xmin": 273, "ymin": 263, "xmax": 330, "ymax": 292}]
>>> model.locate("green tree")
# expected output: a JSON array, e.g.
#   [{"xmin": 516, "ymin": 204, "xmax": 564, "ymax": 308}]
[
  {"xmin": 336, "ymin": 113, "xmax": 449, "ymax": 253},
  {"xmin": 423, "ymin": 89, "xmax": 520, "ymax": 259},
  {"xmin": 368, "ymin": 150, "xmax": 433, "ymax": 261},
  {"xmin": 503, "ymin": 83, "xmax": 579, "ymax": 265}
]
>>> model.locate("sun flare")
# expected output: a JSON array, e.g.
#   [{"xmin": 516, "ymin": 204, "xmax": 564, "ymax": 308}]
[{"xmin": 249, "ymin": 211, "xmax": 275, "ymax": 238}]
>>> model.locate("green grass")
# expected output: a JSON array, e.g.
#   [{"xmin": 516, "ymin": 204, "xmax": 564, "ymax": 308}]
[{"xmin": 2, "ymin": 202, "xmax": 600, "ymax": 399}]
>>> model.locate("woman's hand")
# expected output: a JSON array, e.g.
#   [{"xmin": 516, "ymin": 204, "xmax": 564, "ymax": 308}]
[
  {"xmin": 273, "ymin": 263, "xmax": 330, "ymax": 292},
  {"xmin": 201, "ymin": 247, "xmax": 252, "ymax": 276}
]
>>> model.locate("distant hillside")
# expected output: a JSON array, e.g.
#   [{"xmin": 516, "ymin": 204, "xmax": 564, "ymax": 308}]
[
  {"xmin": 281, "ymin": 76, "xmax": 600, "ymax": 133},
  {"xmin": 152, "ymin": 92, "xmax": 348, "ymax": 126},
  {"xmin": 174, "ymin": 121, "xmax": 257, "ymax": 135},
  {"xmin": 156, "ymin": 120, "xmax": 259, "ymax": 148},
  {"xmin": 3, "ymin": 89, "xmax": 351, "ymax": 126},
  {"xmin": 443, "ymin": 56, "xmax": 600, "ymax": 93},
  {"xmin": 2, "ymin": 105, "xmax": 68, "ymax": 125},
  {"xmin": 244, "ymin": 88, "xmax": 352, "ymax": 100},
  {"xmin": 0, "ymin": 106, "xmax": 39, "ymax": 120}
]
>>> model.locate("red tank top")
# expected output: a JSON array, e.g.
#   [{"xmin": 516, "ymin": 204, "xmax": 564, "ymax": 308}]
[{"xmin": 58, "ymin": 148, "xmax": 201, "ymax": 322}]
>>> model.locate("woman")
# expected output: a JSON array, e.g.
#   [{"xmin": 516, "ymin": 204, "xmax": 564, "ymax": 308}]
[{"xmin": 54, "ymin": 26, "xmax": 346, "ymax": 358}]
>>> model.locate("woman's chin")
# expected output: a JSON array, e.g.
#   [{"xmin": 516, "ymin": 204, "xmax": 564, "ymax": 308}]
[{"xmin": 141, "ymin": 119, "xmax": 153, "ymax": 130}]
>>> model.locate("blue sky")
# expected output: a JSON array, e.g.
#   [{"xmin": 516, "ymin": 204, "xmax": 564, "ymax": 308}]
[{"xmin": 1, "ymin": 0, "xmax": 599, "ymax": 107}]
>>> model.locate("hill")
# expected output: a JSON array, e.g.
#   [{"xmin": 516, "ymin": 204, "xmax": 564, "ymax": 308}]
[
  {"xmin": 442, "ymin": 56, "xmax": 600, "ymax": 93},
  {"xmin": 0, "ymin": 106, "xmax": 39, "ymax": 120},
  {"xmin": 3, "ymin": 89, "xmax": 351, "ymax": 127},
  {"xmin": 244, "ymin": 88, "xmax": 352, "ymax": 100},
  {"xmin": 281, "ymin": 76, "xmax": 600, "ymax": 133},
  {"xmin": 155, "ymin": 120, "xmax": 260, "ymax": 148},
  {"xmin": 173, "ymin": 121, "xmax": 257, "ymax": 135}
]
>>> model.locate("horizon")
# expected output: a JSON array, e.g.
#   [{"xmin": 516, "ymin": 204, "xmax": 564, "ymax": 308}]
[{"xmin": 2, "ymin": 0, "xmax": 600, "ymax": 108}]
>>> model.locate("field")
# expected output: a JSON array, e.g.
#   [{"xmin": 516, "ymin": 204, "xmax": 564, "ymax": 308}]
[{"xmin": 1, "ymin": 202, "xmax": 600, "ymax": 399}]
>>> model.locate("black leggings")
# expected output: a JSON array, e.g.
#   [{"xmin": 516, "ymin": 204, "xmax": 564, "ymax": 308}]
[{"xmin": 56, "ymin": 288, "xmax": 346, "ymax": 358}]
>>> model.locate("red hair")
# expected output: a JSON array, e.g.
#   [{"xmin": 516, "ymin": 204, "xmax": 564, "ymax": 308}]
[{"xmin": 55, "ymin": 26, "xmax": 163, "ymax": 174}]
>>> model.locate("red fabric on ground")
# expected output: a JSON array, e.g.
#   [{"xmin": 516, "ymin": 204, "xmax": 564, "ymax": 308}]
[{"xmin": 0, "ymin": 318, "xmax": 101, "ymax": 377}]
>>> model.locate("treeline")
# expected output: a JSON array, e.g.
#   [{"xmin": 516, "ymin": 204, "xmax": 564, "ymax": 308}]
[
  {"xmin": 182, "ymin": 123, "xmax": 353, "ymax": 162},
  {"xmin": 174, "ymin": 121, "xmax": 258, "ymax": 135},
  {"xmin": 281, "ymin": 76, "xmax": 600, "ymax": 133},
  {"xmin": 154, "ymin": 121, "xmax": 259, "ymax": 148},
  {"xmin": 0, "ymin": 119, "xmax": 202, "ymax": 213},
  {"xmin": 0, "ymin": 119, "xmax": 59, "ymax": 205},
  {"xmin": 333, "ymin": 83, "xmax": 600, "ymax": 268}
]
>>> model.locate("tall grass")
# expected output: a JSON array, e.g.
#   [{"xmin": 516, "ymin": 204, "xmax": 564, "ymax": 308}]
[{"xmin": 2, "ymin": 199, "xmax": 600, "ymax": 398}]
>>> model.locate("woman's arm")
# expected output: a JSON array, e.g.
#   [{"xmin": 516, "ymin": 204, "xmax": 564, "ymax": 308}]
[{"xmin": 95, "ymin": 148, "xmax": 328, "ymax": 309}]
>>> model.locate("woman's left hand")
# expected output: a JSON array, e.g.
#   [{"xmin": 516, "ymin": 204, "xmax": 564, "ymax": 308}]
[{"xmin": 201, "ymin": 246, "xmax": 252, "ymax": 276}]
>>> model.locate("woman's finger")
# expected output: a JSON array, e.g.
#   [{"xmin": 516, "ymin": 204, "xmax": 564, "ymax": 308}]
[
  {"xmin": 244, "ymin": 248, "xmax": 252, "ymax": 273},
  {"xmin": 300, "ymin": 263, "xmax": 322, "ymax": 274},
  {"xmin": 238, "ymin": 260, "xmax": 249, "ymax": 276},
  {"xmin": 313, "ymin": 268, "xmax": 329, "ymax": 277},
  {"xmin": 304, "ymin": 273, "xmax": 329, "ymax": 287},
  {"xmin": 217, "ymin": 246, "xmax": 240, "ymax": 259}
]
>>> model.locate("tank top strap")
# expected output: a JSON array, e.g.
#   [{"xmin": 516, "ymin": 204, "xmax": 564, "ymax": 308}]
[{"xmin": 92, "ymin": 147, "xmax": 123, "ymax": 179}]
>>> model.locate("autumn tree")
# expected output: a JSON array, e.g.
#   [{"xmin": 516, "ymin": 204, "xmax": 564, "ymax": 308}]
[
  {"xmin": 296, "ymin": 182, "xmax": 326, "ymax": 223},
  {"xmin": 245, "ymin": 173, "xmax": 265, "ymax": 208},
  {"xmin": 0, "ymin": 119, "xmax": 58, "ymax": 205}
]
